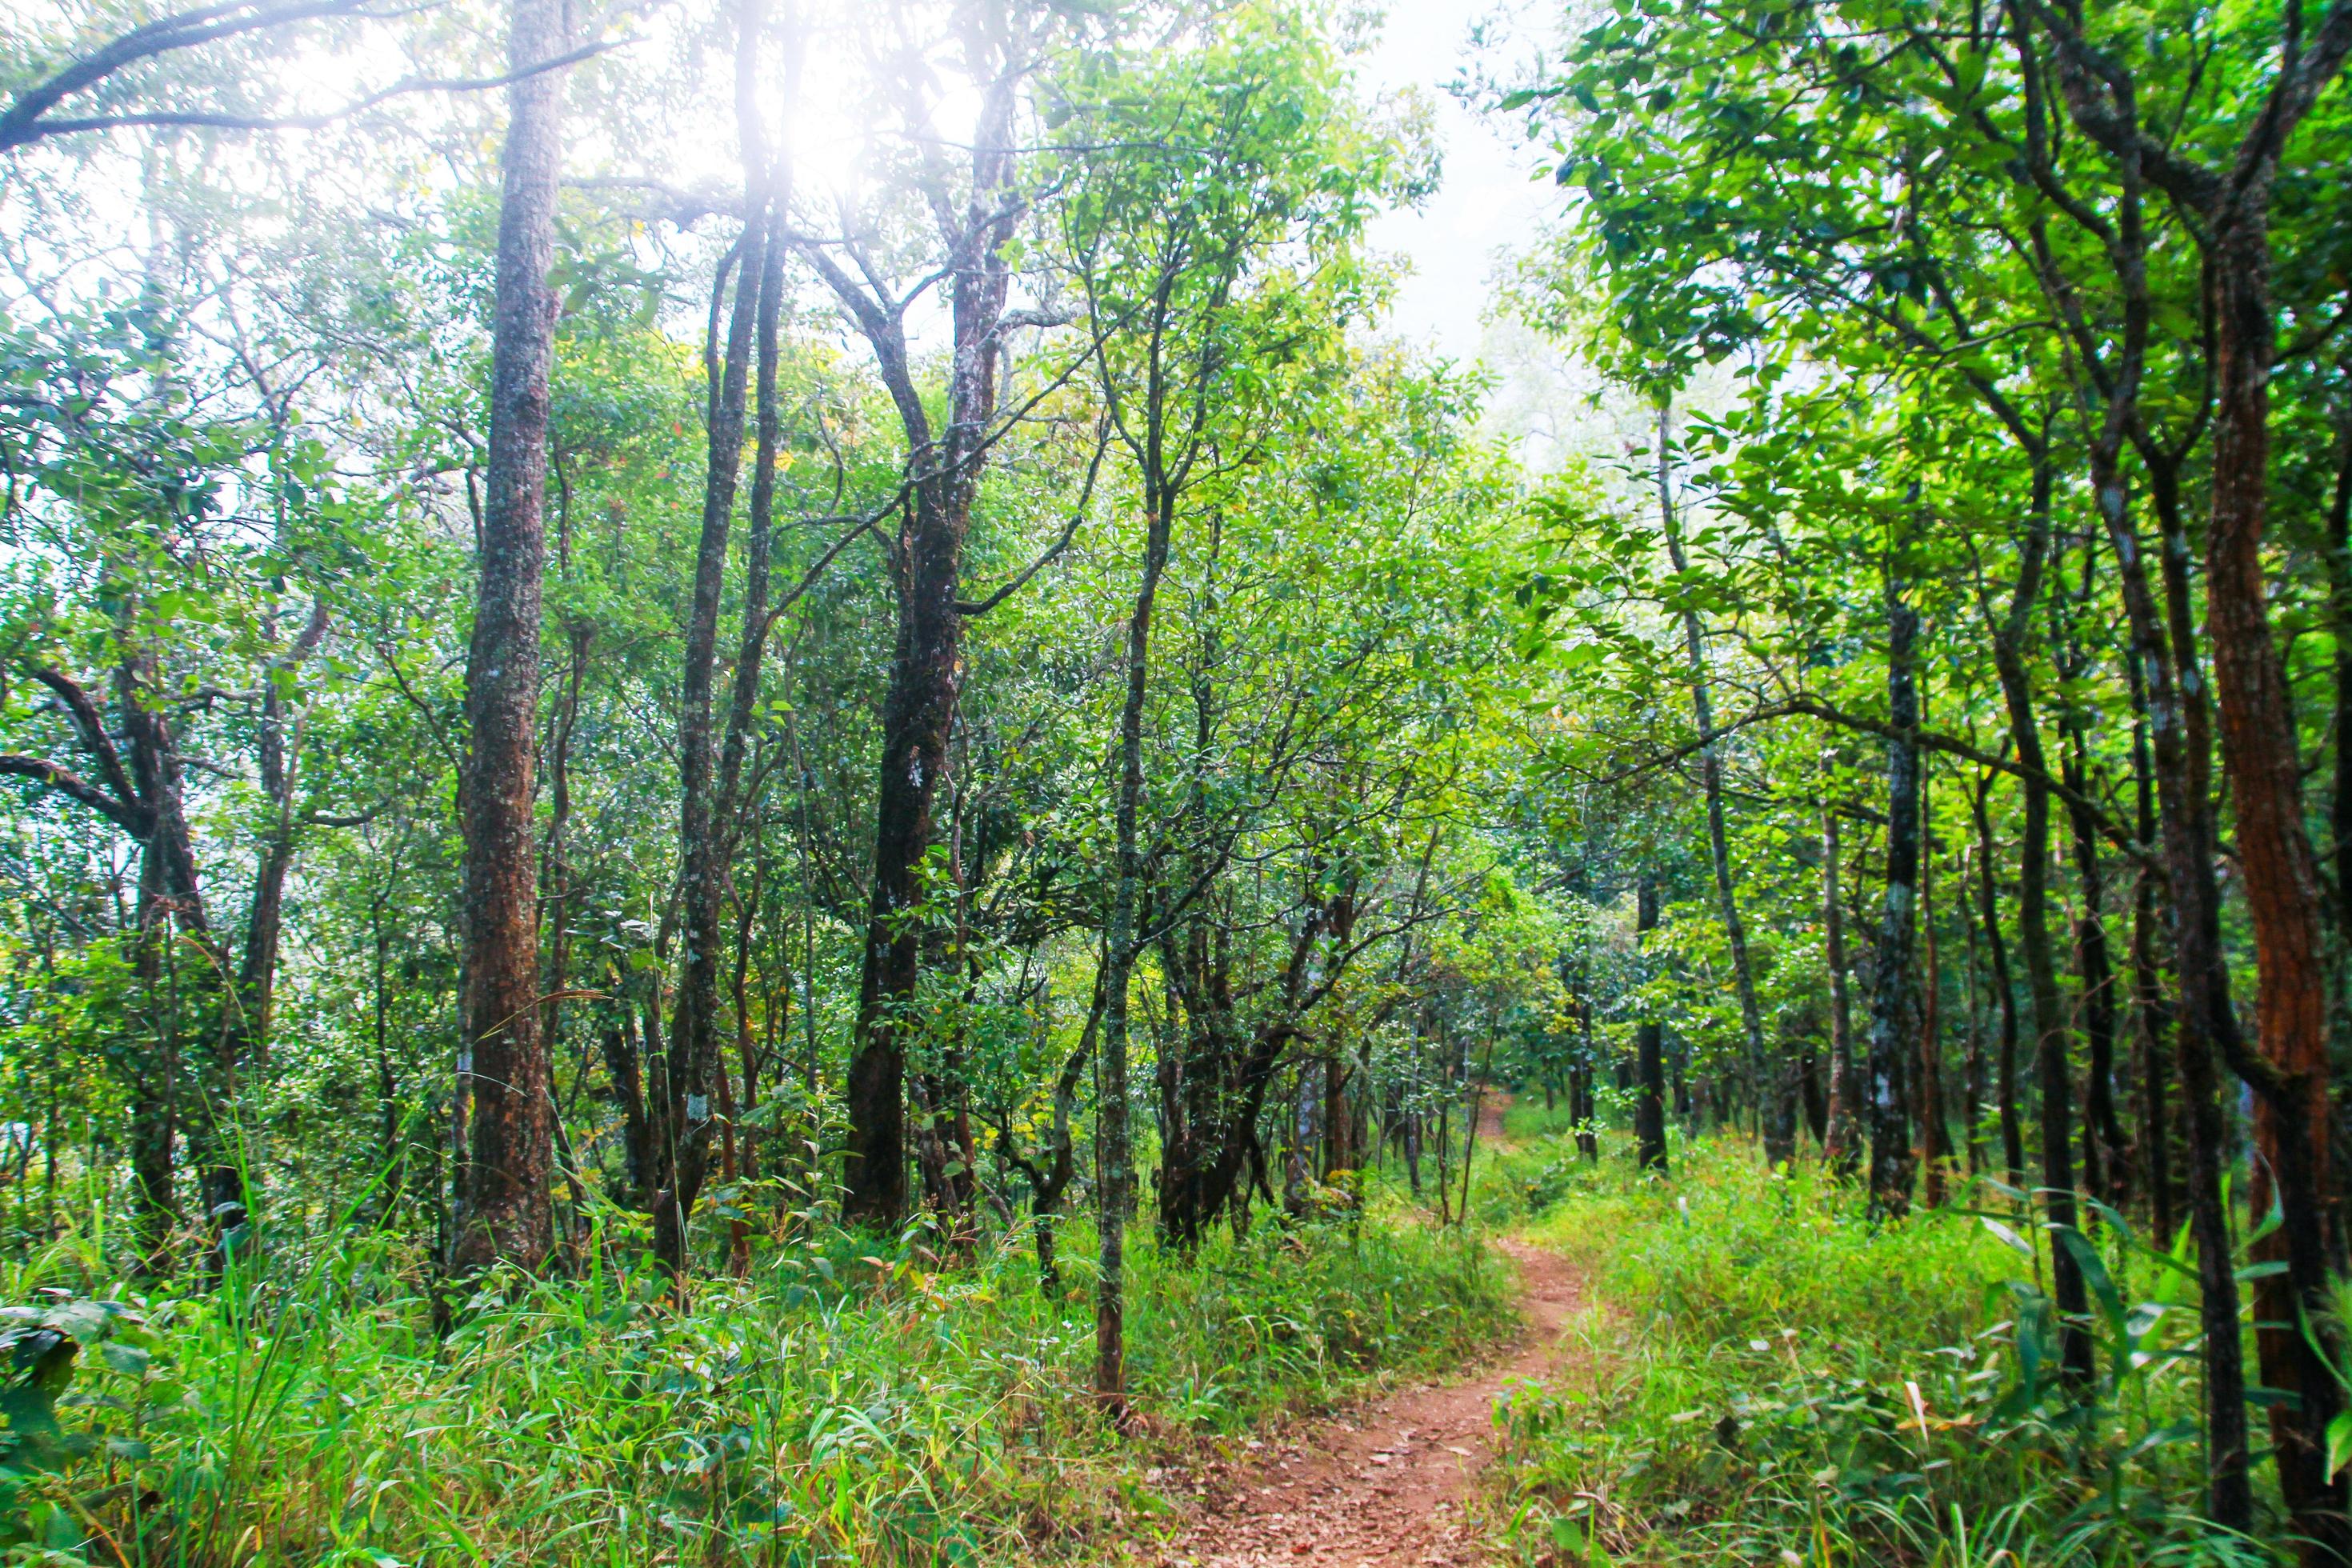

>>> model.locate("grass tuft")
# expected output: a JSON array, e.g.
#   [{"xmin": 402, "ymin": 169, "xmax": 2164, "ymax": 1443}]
[{"xmin": 0, "ymin": 1205, "xmax": 1510, "ymax": 1566}]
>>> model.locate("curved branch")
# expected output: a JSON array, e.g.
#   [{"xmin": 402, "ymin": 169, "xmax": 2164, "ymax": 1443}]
[{"xmin": 0, "ymin": 754, "xmax": 151, "ymax": 834}]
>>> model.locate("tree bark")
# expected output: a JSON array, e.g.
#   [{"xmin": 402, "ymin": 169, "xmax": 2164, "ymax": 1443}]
[
  {"xmin": 2096, "ymin": 446, "xmax": 2253, "ymax": 1529},
  {"xmin": 816, "ymin": 34, "xmax": 1024, "ymax": 1229},
  {"xmin": 656, "ymin": 5, "xmax": 771, "ymax": 1278},
  {"xmin": 1820, "ymin": 788, "xmax": 1861, "ymax": 1174},
  {"xmin": 2202, "ymin": 212, "xmax": 2346, "ymax": 1557},
  {"xmin": 2125, "ymin": 646, "xmax": 2174, "ymax": 1242},
  {"xmin": 2055, "ymin": 568, "xmax": 2128, "ymax": 1213},
  {"xmin": 1969, "ymin": 768, "xmax": 2026, "ymax": 1189},
  {"xmin": 1863, "ymin": 569, "xmax": 1918, "ymax": 1218},
  {"xmin": 1633, "ymin": 875, "xmax": 1667, "ymax": 1173},
  {"xmin": 1096, "ymin": 472, "xmax": 1172, "ymax": 1413},
  {"xmin": 1984, "ymin": 465, "xmax": 2092, "ymax": 1384},
  {"xmin": 452, "ymin": 0, "xmax": 568, "ymax": 1276},
  {"xmin": 1914, "ymin": 813, "xmax": 1951, "ymax": 1206}
]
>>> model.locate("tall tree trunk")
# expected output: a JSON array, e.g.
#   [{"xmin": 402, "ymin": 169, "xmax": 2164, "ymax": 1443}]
[
  {"xmin": 658, "ymin": 8, "xmax": 774, "ymax": 1278},
  {"xmin": 1986, "ymin": 466, "xmax": 2092, "ymax": 1384},
  {"xmin": 711, "ymin": 18, "xmax": 798, "ymax": 1274},
  {"xmin": 2202, "ymin": 211, "xmax": 2347, "ymax": 1558},
  {"xmin": 1658, "ymin": 403, "xmax": 1780, "ymax": 1163},
  {"xmin": 220, "ymin": 596, "xmax": 325, "ymax": 1245},
  {"xmin": 600, "ymin": 979, "xmax": 653, "ymax": 1210},
  {"xmin": 1959, "ymin": 842, "xmax": 1989, "ymax": 1175},
  {"xmin": 1097, "ymin": 482, "xmax": 1172, "ymax": 1414},
  {"xmin": 452, "ymin": 0, "xmax": 569, "ymax": 1275},
  {"xmin": 1970, "ymin": 769, "xmax": 2026, "ymax": 1188},
  {"xmin": 2062, "ymin": 710, "xmax": 2127, "ymax": 1213},
  {"xmin": 1633, "ymin": 875, "xmax": 1667, "ymax": 1173},
  {"xmin": 2055, "ymin": 563, "xmax": 2129, "ymax": 1213},
  {"xmin": 2098, "ymin": 443, "xmax": 2253, "ymax": 1529},
  {"xmin": 655, "ymin": 258, "xmax": 758, "ymax": 1272},
  {"xmin": 1821, "ymin": 789, "xmax": 1861, "ymax": 1174},
  {"xmin": 2126, "ymin": 647, "xmax": 2174, "ymax": 1242},
  {"xmin": 820, "ymin": 42, "xmax": 1023, "ymax": 1229},
  {"xmin": 129, "ymin": 845, "xmax": 181, "ymax": 1274},
  {"xmin": 1574, "ymin": 998, "xmax": 1598, "ymax": 1161},
  {"xmin": 1914, "ymin": 814, "xmax": 1951, "ymax": 1206},
  {"xmin": 1863, "ymin": 568, "xmax": 1918, "ymax": 1218}
]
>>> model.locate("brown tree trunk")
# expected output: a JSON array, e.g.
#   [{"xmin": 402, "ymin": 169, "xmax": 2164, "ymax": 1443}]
[
  {"xmin": 2090, "ymin": 445, "xmax": 2254, "ymax": 1529},
  {"xmin": 1958, "ymin": 842, "xmax": 1988, "ymax": 1175},
  {"xmin": 657, "ymin": 26, "xmax": 770, "ymax": 1276},
  {"xmin": 129, "ymin": 846, "xmax": 182, "ymax": 1274},
  {"xmin": 814, "ymin": 45, "xmax": 1024, "ymax": 1230},
  {"xmin": 2202, "ymin": 218, "xmax": 2346, "ymax": 1557},
  {"xmin": 223, "ymin": 590, "xmax": 328, "ymax": 1246},
  {"xmin": 600, "ymin": 980, "xmax": 653, "ymax": 1210},
  {"xmin": 452, "ymin": 0, "xmax": 568, "ymax": 1276},
  {"xmin": 2055, "ymin": 570, "xmax": 2129, "ymax": 1214}
]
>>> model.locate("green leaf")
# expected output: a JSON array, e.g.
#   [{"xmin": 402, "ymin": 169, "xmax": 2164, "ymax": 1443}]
[{"xmin": 1978, "ymin": 1217, "xmax": 2033, "ymax": 1258}]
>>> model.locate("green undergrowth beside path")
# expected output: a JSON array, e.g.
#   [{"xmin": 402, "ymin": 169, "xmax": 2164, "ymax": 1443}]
[
  {"xmin": 0, "ymin": 1209, "xmax": 1509, "ymax": 1566},
  {"xmin": 1482, "ymin": 1134, "xmax": 2276, "ymax": 1567}
]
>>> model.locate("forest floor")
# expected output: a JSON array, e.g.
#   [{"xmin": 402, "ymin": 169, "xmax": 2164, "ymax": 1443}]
[{"xmin": 1142, "ymin": 1099, "xmax": 1583, "ymax": 1567}]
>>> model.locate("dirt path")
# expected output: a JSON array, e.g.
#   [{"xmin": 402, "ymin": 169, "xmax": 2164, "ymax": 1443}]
[{"xmin": 1147, "ymin": 1240, "xmax": 1580, "ymax": 1567}]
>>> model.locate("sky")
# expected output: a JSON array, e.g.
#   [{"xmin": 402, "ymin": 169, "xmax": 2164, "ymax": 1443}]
[{"xmin": 1354, "ymin": 0, "xmax": 1555, "ymax": 366}]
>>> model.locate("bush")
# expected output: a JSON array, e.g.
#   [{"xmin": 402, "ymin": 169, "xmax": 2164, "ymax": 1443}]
[
  {"xmin": 0, "ymin": 1206, "xmax": 1509, "ymax": 1567},
  {"xmin": 1492, "ymin": 1136, "xmax": 2274, "ymax": 1566}
]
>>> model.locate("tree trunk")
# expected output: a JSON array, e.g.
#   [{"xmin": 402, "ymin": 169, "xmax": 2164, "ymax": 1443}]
[
  {"xmin": 2056, "ymin": 577, "xmax": 2129, "ymax": 1213},
  {"xmin": 600, "ymin": 982, "xmax": 653, "ymax": 1210},
  {"xmin": 1959, "ymin": 842, "xmax": 1988, "ymax": 1176},
  {"xmin": 1914, "ymin": 814, "xmax": 1951, "ymax": 1206},
  {"xmin": 2098, "ymin": 443, "xmax": 2253, "ymax": 1529},
  {"xmin": 1986, "ymin": 466, "xmax": 2092, "ymax": 1385},
  {"xmin": 1821, "ymin": 790, "xmax": 1862, "ymax": 1174},
  {"xmin": 826, "ymin": 56, "xmax": 1022, "ymax": 1230},
  {"xmin": 1970, "ymin": 770, "xmax": 2026, "ymax": 1189},
  {"xmin": 452, "ymin": 0, "xmax": 568, "ymax": 1276},
  {"xmin": 2202, "ymin": 216, "xmax": 2346, "ymax": 1557},
  {"xmin": 1658, "ymin": 404, "xmax": 1779, "ymax": 1163},
  {"xmin": 1634, "ymin": 875, "xmax": 1667, "ymax": 1173},
  {"xmin": 2126, "ymin": 647, "xmax": 2174, "ymax": 1242},
  {"xmin": 1863, "ymin": 570, "xmax": 1919, "ymax": 1218},
  {"xmin": 657, "ymin": 35, "xmax": 772, "ymax": 1278},
  {"xmin": 1096, "ymin": 483, "xmax": 1171, "ymax": 1414}
]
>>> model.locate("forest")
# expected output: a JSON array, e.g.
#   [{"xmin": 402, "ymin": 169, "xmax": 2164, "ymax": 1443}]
[{"xmin": 1, "ymin": 0, "xmax": 2350, "ymax": 1562}]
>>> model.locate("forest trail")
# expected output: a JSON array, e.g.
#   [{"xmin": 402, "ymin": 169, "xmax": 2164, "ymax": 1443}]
[{"xmin": 1147, "ymin": 1237, "xmax": 1581, "ymax": 1567}]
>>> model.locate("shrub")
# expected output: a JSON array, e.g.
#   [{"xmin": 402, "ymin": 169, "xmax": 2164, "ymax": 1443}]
[{"xmin": 1493, "ymin": 1136, "xmax": 2274, "ymax": 1566}]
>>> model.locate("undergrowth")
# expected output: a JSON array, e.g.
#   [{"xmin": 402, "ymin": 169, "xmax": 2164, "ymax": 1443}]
[
  {"xmin": 0, "ymin": 1202, "xmax": 1509, "ymax": 1566},
  {"xmin": 1484, "ymin": 1132, "xmax": 2278, "ymax": 1566}
]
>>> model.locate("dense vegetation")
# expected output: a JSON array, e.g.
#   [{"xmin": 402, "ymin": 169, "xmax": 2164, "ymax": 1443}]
[{"xmin": 2, "ymin": 0, "xmax": 2350, "ymax": 1562}]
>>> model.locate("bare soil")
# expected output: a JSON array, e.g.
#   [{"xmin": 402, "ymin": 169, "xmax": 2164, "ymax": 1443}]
[{"xmin": 1142, "ymin": 1239, "xmax": 1582, "ymax": 1568}]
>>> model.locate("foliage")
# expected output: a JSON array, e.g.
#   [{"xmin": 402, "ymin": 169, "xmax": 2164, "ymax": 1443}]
[
  {"xmin": 1491, "ymin": 1139, "xmax": 2270, "ymax": 1566},
  {"xmin": 0, "ymin": 1210, "xmax": 1505, "ymax": 1566}
]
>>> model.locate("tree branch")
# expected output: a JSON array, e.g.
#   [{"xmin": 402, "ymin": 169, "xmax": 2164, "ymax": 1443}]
[{"xmin": 0, "ymin": 754, "xmax": 152, "ymax": 834}]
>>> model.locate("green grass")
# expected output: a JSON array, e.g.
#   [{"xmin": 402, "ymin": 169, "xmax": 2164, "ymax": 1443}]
[
  {"xmin": 0, "ymin": 1201, "xmax": 1511, "ymax": 1566},
  {"xmin": 1482, "ymin": 1132, "xmax": 2276, "ymax": 1567},
  {"xmin": 1500, "ymin": 1098, "xmax": 1588, "ymax": 1143}
]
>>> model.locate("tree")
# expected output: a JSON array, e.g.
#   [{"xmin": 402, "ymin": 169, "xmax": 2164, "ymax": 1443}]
[
  {"xmin": 791, "ymin": 0, "xmax": 1041, "ymax": 1230},
  {"xmin": 452, "ymin": 0, "xmax": 571, "ymax": 1276}
]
